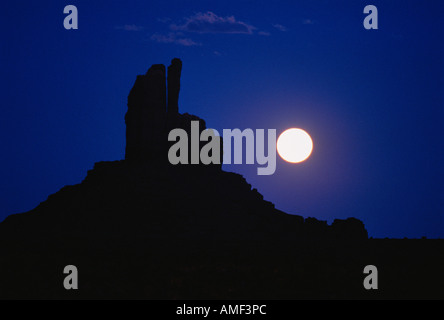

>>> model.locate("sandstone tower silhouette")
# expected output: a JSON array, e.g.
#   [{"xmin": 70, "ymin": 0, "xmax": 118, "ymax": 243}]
[
  {"xmin": 125, "ymin": 58, "xmax": 216, "ymax": 165},
  {"xmin": 0, "ymin": 59, "xmax": 390, "ymax": 300}
]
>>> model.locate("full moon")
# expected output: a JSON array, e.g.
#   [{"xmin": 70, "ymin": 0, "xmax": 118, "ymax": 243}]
[{"xmin": 277, "ymin": 128, "xmax": 313, "ymax": 163}]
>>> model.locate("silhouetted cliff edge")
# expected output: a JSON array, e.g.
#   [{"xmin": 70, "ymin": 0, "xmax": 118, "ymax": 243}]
[
  {"xmin": 0, "ymin": 59, "xmax": 368, "ymax": 243},
  {"xmin": 2, "ymin": 60, "xmax": 442, "ymax": 299}
]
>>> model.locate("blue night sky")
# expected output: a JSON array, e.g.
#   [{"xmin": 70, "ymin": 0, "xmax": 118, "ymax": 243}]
[{"xmin": 1, "ymin": 1, "xmax": 443, "ymax": 238}]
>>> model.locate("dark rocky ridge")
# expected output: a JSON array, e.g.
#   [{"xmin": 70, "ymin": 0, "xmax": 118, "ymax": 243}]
[
  {"xmin": 0, "ymin": 59, "xmax": 368, "ymax": 299},
  {"xmin": 0, "ymin": 58, "xmax": 366, "ymax": 242},
  {"xmin": 1, "ymin": 59, "xmax": 442, "ymax": 299}
]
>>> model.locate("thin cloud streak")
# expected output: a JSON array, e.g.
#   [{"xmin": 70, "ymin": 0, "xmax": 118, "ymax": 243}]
[
  {"xmin": 272, "ymin": 24, "xmax": 288, "ymax": 31},
  {"xmin": 171, "ymin": 12, "xmax": 256, "ymax": 34},
  {"xmin": 150, "ymin": 33, "xmax": 200, "ymax": 46}
]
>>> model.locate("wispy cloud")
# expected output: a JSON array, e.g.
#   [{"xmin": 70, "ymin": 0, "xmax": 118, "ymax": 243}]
[
  {"xmin": 150, "ymin": 32, "xmax": 200, "ymax": 46},
  {"xmin": 258, "ymin": 31, "xmax": 271, "ymax": 36},
  {"xmin": 272, "ymin": 24, "xmax": 288, "ymax": 32},
  {"xmin": 115, "ymin": 24, "xmax": 144, "ymax": 31},
  {"xmin": 302, "ymin": 19, "xmax": 314, "ymax": 25},
  {"xmin": 170, "ymin": 11, "xmax": 256, "ymax": 34}
]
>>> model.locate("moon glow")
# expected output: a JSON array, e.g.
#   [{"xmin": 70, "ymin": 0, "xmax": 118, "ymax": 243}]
[{"xmin": 277, "ymin": 128, "xmax": 313, "ymax": 163}]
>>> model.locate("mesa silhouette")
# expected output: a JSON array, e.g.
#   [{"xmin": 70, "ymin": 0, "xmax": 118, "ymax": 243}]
[
  {"xmin": 1, "ymin": 59, "xmax": 442, "ymax": 299},
  {"xmin": 0, "ymin": 58, "xmax": 366, "ymax": 242}
]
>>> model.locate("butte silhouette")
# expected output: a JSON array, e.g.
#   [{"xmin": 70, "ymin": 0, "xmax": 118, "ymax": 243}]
[
  {"xmin": 0, "ymin": 59, "xmax": 441, "ymax": 299},
  {"xmin": 0, "ymin": 58, "xmax": 366, "ymax": 241}
]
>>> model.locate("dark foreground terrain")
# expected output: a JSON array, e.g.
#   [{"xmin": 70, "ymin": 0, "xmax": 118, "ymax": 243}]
[
  {"xmin": 0, "ymin": 59, "xmax": 442, "ymax": 299},
  {"xmin": 0, "ymin": 161, "xmax": 442, "ymax": 300}
]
